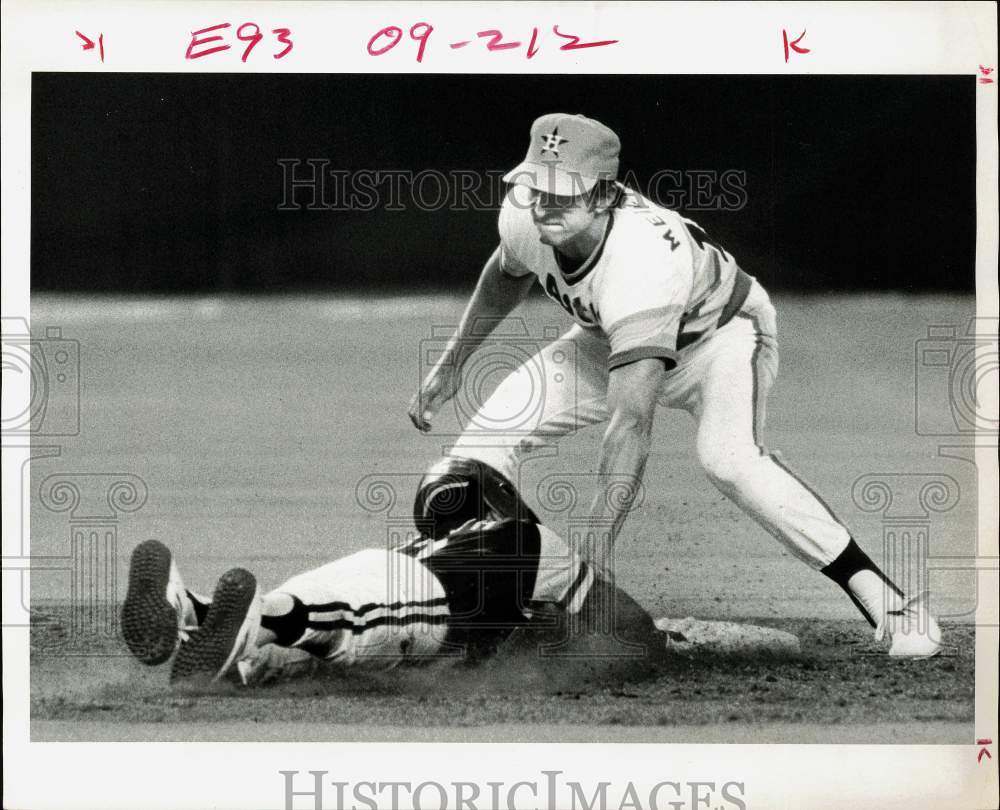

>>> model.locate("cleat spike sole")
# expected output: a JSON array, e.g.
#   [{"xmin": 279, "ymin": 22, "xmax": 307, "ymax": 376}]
[
  {"xmin": 121, "ymin": 540, "xmax": 179, "ymax": 665},
  {"xmin": 170, "ymin": 568, "xmax": 257, "ymax": 684}
]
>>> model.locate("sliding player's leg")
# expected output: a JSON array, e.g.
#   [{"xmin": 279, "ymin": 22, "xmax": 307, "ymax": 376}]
[
  {"xmin": 171, "ymin": 548, "xmax": 453, "ymax": 683},
  {"xmin": 121, "ymin": 539, "xmax": 210, "ymax": 666}
]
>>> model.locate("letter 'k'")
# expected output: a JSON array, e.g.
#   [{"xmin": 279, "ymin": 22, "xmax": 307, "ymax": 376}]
[{"xmin": 782, "ymin": 29, "xmax": 810, "ymax": 63}]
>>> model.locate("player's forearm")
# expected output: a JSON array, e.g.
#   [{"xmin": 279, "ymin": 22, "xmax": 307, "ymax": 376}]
[
  {"xmin": 582, "ymin": 358, "xmax": 663, "ymax": 580},
  {"xmin": 584, "ymin": 410, "xmax": 654, "ymax": 581},
  {"xmin": 439, "ymin": 246, "xmax": 532, "ymax": 370}
]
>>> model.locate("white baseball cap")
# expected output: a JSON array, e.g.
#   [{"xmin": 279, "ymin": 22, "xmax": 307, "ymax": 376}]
[{"xmin": 503, "ymin": 113, "xmax": 621, "ymax": 197}]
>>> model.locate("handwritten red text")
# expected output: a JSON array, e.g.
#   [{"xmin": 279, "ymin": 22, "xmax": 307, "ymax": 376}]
[
  {"xmin": 186, "ymin": 23, "xmax": 293, "ymax": 61},
  {"xmin": 368, "ymin": 23, "xmax": 618, "ymax": 63}
]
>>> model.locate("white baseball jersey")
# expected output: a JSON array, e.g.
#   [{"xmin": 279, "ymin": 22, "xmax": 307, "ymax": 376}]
[{"xmin": 498, "ymin": 184, "xmax": 752, "ymax": 370}]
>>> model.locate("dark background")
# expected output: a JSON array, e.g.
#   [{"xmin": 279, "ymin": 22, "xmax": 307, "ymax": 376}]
[{"xmin": 31, "ymin": 74, "xmax": 975, "ymax": 293}]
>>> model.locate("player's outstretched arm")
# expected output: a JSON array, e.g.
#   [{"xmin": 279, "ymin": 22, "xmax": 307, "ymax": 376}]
[
  {"xmin": 408, "ymin": 245, "xmax": 535, "ymax": 432},
  {"xmin": 584, "ymin": 358, "xmax": 665, "ymax": 582}
]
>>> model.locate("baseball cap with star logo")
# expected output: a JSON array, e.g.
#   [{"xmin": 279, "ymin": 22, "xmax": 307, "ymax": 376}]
[{"xmin": 503, "ymin": 113, "xmax": 621, "ymax": 197}]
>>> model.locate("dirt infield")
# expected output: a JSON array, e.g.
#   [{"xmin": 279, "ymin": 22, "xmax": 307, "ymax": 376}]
[
  {"xmin": 31, "ymin": 607, "xmax": 974, "ymax": 742},
  {"xmin": 26, "ymin": 293, "xmax": 978, "ymax": 742}
]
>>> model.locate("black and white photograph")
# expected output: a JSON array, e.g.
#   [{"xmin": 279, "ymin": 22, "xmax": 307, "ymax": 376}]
[{"xmin": 3, "ymin": 3, "xmax": 998, "ymax": 809}]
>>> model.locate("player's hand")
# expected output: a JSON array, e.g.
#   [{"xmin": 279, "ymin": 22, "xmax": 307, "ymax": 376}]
[{"xmin": 408, "ymin": 365, "xmax": 460, "ymax": 433}]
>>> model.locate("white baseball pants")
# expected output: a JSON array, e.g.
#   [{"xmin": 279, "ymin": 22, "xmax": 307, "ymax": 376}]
[{"xmin": 451, "ymin": 281, "xmax": 852, "ymax": 569}]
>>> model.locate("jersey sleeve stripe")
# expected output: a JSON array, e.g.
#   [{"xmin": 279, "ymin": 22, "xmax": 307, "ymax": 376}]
[
  {"xmin": 608, "ymin": 345, "xmax": 679, "ymax": 371},
  {"xmin": 605, "ymin": 305, "xmax": 685, "ymax": 366}
]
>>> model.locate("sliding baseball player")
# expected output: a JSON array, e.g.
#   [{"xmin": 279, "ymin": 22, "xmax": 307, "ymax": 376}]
[{"xmin": 121, "ymin": 517, "xmax": 607, "ymax": 683}]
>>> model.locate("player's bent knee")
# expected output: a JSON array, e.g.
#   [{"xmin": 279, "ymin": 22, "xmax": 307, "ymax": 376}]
[
  {"xmin": 698, "ymin": 446, "xmax": 760, "ymax": 490},
  {"xmin": 413, "ymin": 456, "xmax": 540, "ymax": 539}
]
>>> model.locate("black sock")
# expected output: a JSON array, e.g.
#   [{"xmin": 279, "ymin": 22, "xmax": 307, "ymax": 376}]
[
  {"xmin": 187, "ymin": 590, "xmax": 210, "ymax": 625},
  {"xmin": 821, "ymin": 539, "xmax": 904, "ymax": 627},
  {"xmin": 260, "ymin": 595, "xmax": 309, "ymax": 646}
]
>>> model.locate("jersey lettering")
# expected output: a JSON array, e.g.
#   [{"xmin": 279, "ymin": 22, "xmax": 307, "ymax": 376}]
[
  {"xmin": 500, "ymin": 185, "xmax": 744, "ymax": 345},
  {"xmin": 572, "ymin": 297, "xmax": 596, "ymax": 324},
  {"xmin": 635, "ymin": 206, "xmax": 680, "ymax": 251},
  {"xmin": 683, "ymin": 219, "xmax": 730, "ymax": 260},
  {"xmin": 544, "ymin": 274, "xmax": 598, "ymax": 326}
]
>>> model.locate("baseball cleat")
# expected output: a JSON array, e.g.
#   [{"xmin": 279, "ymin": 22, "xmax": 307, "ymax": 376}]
[
  {"xmin": 121, "ymin": 540, "xmax": 200, "ymax": 665},
  {"xmin": 875, "ymin": 591, "xmax": 942, "ymax": 658},
  {"xmin": 170, "ymin": 568, "xmax": 260, "ymax": 683}
]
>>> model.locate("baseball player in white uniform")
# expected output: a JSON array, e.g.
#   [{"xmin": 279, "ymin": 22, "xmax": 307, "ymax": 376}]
[
  {"xmin": 408, "ymin": 113, "xmax": 941, "ymax": 657},
  {"xmin": 121, "ymin": 517, "xmax": 603, "ymax": 684}
]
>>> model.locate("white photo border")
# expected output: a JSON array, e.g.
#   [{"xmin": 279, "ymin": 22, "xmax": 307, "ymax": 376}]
[{"xmin": 3, "ymin": 2, "xmax": 997, "ymax": 809}]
